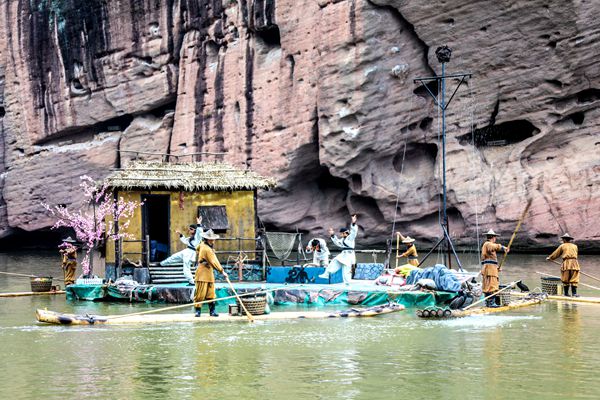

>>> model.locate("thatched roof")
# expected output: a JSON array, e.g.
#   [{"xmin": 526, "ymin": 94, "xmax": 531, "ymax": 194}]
[{"xmin": 104, "ymin": 161, "xmax": 277, "ymax": 192}]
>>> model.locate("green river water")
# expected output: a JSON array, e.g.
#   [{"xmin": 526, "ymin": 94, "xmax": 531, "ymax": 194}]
[{"xmin": 1, "ymin": 251, "xmax": 600, "ymax": 399}]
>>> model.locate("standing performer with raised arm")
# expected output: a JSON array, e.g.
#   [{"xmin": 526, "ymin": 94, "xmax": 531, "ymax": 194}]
[
  {"xmin": 319, "ymin": 214, "xmax": 358, "ymax": 285},
  {"xmin": 160, "ymin": 216, "xmax": 204, "ymax": 285}
]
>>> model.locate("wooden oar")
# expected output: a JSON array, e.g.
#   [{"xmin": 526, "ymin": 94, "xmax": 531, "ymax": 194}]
[
  {"xmin": 463, "ymin": 281, "xmax": 518, "ymax": 310},
  {"xmin": 0, "ymin": 271, "xmax": 66, "ymax": 282},
  {"xmin": 546, "ymin": 259, "xmax": 600, "ymax": 284},
  {"xmin": 536, "ymin": 271, "xmax": 600, "ymax": 291},
  {"xmin": 498, "ymin": 199, "xmax": 532, "ymax": 271},
  {"xmin": 107, "ymin": 284, "xmax": 298, "ymax": 320},
  {"xmin": 225, "ymin": 276, "xmax": 254, "ymax": 322}
]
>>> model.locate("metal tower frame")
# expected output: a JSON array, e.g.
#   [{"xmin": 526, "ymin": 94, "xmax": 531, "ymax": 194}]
[{"xmin": 413, "ymin": 46, "xmax": 471, "ymax": 270}]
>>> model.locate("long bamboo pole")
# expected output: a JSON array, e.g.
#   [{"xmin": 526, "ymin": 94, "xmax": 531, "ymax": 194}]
[
  {"xmin": 536, "ymin": 271, "xmax": 600, "ymax": 291},
  {"xmin": 498, "ymin": 199, "xmax": 532, "ymax": 271},
  {"xmin": 546, "ymin": 259, "xmax": 600, "ymax": 284},
  {"xmin": 226, "ymin": 276, "xmax": 254, "ymax": 322},
  {"xmin": 107, "ymin": 285, "xmax": 300, "ymax": 320},
  {"xmin": 0, "ymin": 271, "xmax": 66, "ymax": 282},
  {"xmin": 463, "ymin": 281, "xmax": 517, "ymax": 310}
]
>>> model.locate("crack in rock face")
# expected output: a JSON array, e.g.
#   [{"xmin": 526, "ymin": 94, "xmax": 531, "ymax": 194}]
[{"xmin": 0, "ymin": 0, "xmax": 599, "ymax": 249}]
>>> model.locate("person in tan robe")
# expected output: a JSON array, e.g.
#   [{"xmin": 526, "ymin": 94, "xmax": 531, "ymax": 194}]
[
  {"xmin": 60, "ymin": 237, "xmax": 78, "ymax": 286},
  {"xmin": 395, "ymin": 232, "xmax": 419, "ymax": 269},
  {"xmin": 547, "ymin": 233, "xmax": 580, "ymax": 297},
  {"xmin": 480, "ymin": 229, "xmax": 509, "ymax": 307},
  {"xmin": 194, "ymin": 230, "xmax": 228, "ymax": 317}
]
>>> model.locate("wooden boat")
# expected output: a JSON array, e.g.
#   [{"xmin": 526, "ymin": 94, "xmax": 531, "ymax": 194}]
[
  {"xmin": 416, "ymin": 295, "xmax": 546, "ymax": 319},
  {"xmin": 36, "ymin": 303, "xmax": 405, "ymax": 326},
  {"xmin": 511, "ymin": 291, "xmax": 600, "ymax": 305},
  {"xmin": 0, "ymin": 290, "xmax": 65, "ymax": 298}
]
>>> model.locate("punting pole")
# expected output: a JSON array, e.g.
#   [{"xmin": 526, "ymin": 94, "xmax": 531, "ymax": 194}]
[
  {"xmin": 0, "ymin": 271, "xmax": 66, "ymax": 282},
  {"xmin": 226, "ymin": 276, "xmax": 254, "ymax": 322},
  {"xmin": 546, "ymin": 259, "xmax": 600, "ymax": 284},
  {"xmin": 536, "ymin": 271, "xmax": 600, "ymax": 291},
  {"xmin": 498, "ymin": 199, "xmax": 532, "ymax": 271},
  {"xmin": 462, "ymin": 281, "xmax": 518, "ymax": 310},
  {"xmin": 106, "ymin": 284, "xmax": 302, "ymax": 321}
]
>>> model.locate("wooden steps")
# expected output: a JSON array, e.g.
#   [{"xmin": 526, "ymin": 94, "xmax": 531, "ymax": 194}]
[{"xmin": 148, "ymin": 264, "xmax": 195, "ymax": 284}]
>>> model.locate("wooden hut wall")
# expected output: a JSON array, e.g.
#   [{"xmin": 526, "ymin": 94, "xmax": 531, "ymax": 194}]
[{"xmin": 106, "ymin": 190, "xmax": 257, "ymax": 264}]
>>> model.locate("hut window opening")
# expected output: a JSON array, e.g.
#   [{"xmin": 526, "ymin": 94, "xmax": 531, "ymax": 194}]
[{"xmin": 198, "ymin": 206, "xmax": 229, "ymax": 234}]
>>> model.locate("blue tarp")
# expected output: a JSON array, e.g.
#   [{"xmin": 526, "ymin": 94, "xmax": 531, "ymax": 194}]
[
  {"xmin": 405, "ymin": 264, "xmax": 462, "ymax": 292},
  {"xmin": 354, "ymin": 263, "xmax": 385, "ymax": 280},
  {"xmin": 266, "ymin": 266, "xmax": 343, "ymax": 284}
]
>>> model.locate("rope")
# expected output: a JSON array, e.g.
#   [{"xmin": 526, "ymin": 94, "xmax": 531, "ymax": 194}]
[
  {"xmin": 390, "ymin": 94, "xmax": 411, "ymax": 241},
  {"xmin": 107, "ymin": 284, "xmax": 302, "ymax": 320}
]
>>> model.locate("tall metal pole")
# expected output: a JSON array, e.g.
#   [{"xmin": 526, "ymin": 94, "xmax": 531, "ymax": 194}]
[
  {"xmin": 413, "ymin": 46, "xmax": 470, "ymax": 270},
  {"xmin": 440, "ymin": 61, "xmax": 449, "ymax": 267}
]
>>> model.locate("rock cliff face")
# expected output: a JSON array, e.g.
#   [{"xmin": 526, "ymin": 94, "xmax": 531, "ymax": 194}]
[{"xmin": 0, "ymin": 0, "xmax": 599, "ymax": 249}]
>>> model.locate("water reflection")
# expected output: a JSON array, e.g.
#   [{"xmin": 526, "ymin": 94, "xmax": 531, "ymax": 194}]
[{"xmin": 2, "ymin": 252, "xmax": 600, "ymax": 399}]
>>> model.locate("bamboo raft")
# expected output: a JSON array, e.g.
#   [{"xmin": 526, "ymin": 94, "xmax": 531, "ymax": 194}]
[
  {"xmin": 511, "ymin": 291, "xmax": 600, "ymax": 305},
  {"xmin": 416, "ymin": 295, "xmax": 545, "ymax": 319},
  {"xmin": 0, "ymin": 290, "xmax": 66, "ymax": 298},
  {"xmin": 36, "ymin": 303, "xmax": 405, "ymax": 326}
]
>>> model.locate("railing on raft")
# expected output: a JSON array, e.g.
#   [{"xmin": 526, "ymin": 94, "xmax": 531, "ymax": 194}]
[{"xmin": 117, "ymin": 233, "xmax": 393, "ymax": 281}]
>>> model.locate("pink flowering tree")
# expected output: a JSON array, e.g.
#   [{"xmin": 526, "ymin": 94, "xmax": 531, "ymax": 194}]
[{"xmin": 43, "ymin": 176, "xmax": 141, "ymax": 276}]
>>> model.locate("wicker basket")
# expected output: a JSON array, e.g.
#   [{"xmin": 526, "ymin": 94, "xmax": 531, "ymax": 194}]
[
  {"xmin": 30, "ymin": 277, "xmax": 53, "ymax": 292},
  {"xmin": 236, "ymin": 296, "xmax": 267, "ymax": 315},
  {"xmin": 497, "ymin": 291, "xmax": 512, "ymax": 306},
  {"xmin": 541, "ymin": 276, "xmax": 562, "ymax": 295}
]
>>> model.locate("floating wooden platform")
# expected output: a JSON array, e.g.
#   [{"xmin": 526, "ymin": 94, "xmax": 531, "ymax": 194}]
[
  {"xmin": 511, "ymin": 291, "xmax": 600, "ymax": 305},
  {"xmin": 36, "ymin": 303, "xmax": 405, "ymax": 326},
  {"xmin": 416, "ymin": 296, "xmax": 545, "ymax": 319},
  {"xmin": 0, "ymin": 290, "xmax": 66, "ymax": 298}
]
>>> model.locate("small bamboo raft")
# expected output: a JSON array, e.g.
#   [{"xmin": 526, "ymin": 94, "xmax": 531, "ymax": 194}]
[
  {"xmin": 0, "ymin": 290, "xmax": 66, "ymax": 298},
  {"xmin": 36, "ymin": 303, "xmax": 405, "ymax": 326},
  {"xmin": 511, "ymin": 291, "xmax": 600, "ymax": 305},
  {"xmin": 416, "ymin": 295, "xmax": 545, "ymax": 319}
]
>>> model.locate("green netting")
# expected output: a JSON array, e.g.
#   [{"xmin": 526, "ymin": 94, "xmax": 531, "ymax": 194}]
[
  {"xmin": 66, "ymin": 284, "xmax": 108, "ymax": 301},
  {"xmin": 66, "ymin": 283, "xmax": 457, "ymax": 308}
]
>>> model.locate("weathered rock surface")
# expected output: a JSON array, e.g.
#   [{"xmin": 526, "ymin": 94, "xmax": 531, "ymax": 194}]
[{"xmin": 0, "ymin": 0, "xmax": 599, "ymax": 250}]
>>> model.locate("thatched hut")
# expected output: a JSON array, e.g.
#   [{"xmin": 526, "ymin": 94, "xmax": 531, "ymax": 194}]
[{"xmin": 103, "ymin": 160, "xmax": 276, "ymax": 279}]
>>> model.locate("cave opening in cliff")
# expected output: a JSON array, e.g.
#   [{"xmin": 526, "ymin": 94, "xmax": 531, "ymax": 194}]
[
  {"xmin": 316, "ymin": 166, "xmax": 350, "ymax": 191},
  {"xmin": 576, "ymin": 88, "xmax": 600, "ymax": 103},
  {"xmin": 413, "ymin": 81, "xmax": 438, "ymax": 99},
  {"xmin": 393, "ymin": 143, "xmax": 438, "ymax": 173},
  {"xmin": 35, "ymin": 113, "xmax": 135, "ymax": 145},
  {"xmin": 255, "ymin": 25, "xmax": 281, "ymax": 48},
  {"xmin": 457, "ymin": 120, "xmax": 539, "ymax": 147}
]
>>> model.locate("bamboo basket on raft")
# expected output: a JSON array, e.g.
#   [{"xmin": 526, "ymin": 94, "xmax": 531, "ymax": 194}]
[
  {"xmin": 235, "ymin": 296, "xmax": 267, "ymax": 315},
  {"xmin": 30, "ymin": 277, "xmax": 53, "ymax": 292}
]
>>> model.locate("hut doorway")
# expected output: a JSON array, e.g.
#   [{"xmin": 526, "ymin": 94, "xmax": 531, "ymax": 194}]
[{"xmin": 142, "ymin": 194, "xmax": 170, "ymax": 262}]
